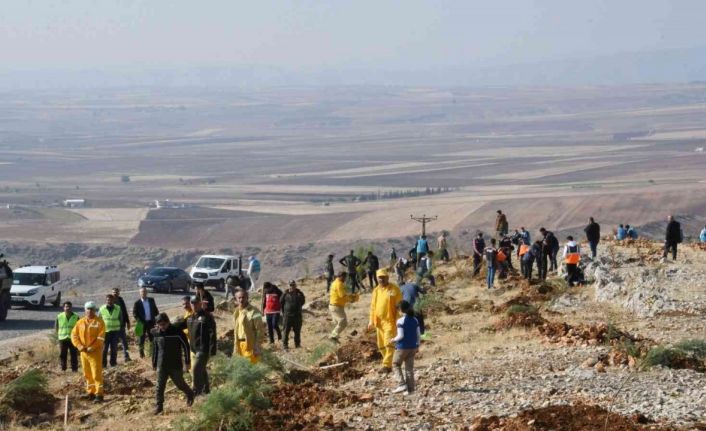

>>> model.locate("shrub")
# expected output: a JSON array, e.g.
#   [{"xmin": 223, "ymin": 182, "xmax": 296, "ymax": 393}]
[
  {"xmin": 673, "ymin": 339, "xmax": 706, "ymax": 359},
  {"xmin": 174, "ymin": 356, "xmax": 271, "ymax": 431},
  {"xmin": 506, "ymin": 304, "xmax": 538, "ymax": 316},
  {"xmin": 307, "ymin": 341, "xmax": 337, "ymax": 365},
  {"xmin": 415, "ymin": 293, "xmax": 445, "ymax": 314},
  {"xmin": 643, "ymin": 346, "xmax": 683, "ymax": 368}
]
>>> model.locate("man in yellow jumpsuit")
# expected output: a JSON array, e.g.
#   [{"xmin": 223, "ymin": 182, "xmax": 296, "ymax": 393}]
[
  {"xmin": 368, "ymin": 269, "xmax": 402, "ymax": 373},
  {"xmin": 71, "ymin": 301, "xmax": 106, "ymax": 402},
  {"xmin": 232, "ymin": 289, "xmax": 265, "ymax": 364}
]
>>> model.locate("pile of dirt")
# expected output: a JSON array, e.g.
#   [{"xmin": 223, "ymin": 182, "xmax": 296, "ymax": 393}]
[
  {"xmin": 0, "ymin": 369, "xmax": 57, "ymax": 426},
  {"xmin": 469, "ymin": 403, "xmax": 677, "ymax": 431},
  {"xmin": 491, "ymin": 296, "xmax": 533, "ymax": 314},
  {"xmin": 317, "ymin": 334, "xmax": 381, "ymax": 382},
  {"xmin": 103, "ymin": 368, "xmax": 153, "ymax": 395},
  {"xmin": 254, "ymin": 382, "xmax": 364, "ymax": 431},
  {"xmin": 538, "ymin": 321, "xmax": 644, "ymax": 347},
  {"xmin": 494, "ymin": 308, "xmax": 547, "ymax": 330}
]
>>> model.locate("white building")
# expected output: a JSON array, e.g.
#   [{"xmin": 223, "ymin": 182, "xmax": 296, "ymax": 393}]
[{"xmin": 63, "ymin": 199, "xmax": 86, "ymax": 208}]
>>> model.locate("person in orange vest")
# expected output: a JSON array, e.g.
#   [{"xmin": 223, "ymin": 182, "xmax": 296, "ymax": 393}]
[
  {"xmin": 71, "ymin": 301, "xmax": 106, "ymax": 402},
  {"xmin": 562, "ymin": 236, "xmax": 582, "ymax": 287},
  {"xmin": 518, "ymin": 239, "xmax": 531, "ymax": 279}
]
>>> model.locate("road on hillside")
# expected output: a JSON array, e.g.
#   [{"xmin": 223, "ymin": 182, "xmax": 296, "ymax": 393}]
[{"xmin": 0, "ymin": 287, "xmax": 226, "ymax": 342}]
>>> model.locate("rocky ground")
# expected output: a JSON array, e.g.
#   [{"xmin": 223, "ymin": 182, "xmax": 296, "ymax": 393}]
[{"xmin": 1, "ymin": 239, "xmax": 705, "ymax": 430}]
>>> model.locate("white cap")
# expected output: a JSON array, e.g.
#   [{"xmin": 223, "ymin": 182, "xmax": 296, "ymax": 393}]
[{"xmin": 84, "ymin": 301, "xmax": 97, "ymax": 310}]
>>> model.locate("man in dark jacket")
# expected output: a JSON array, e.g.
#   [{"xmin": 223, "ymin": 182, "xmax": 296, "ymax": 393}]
[
  {"xmin": 540, "ymin": 228, "xmax": 560, "ymax": 272},
  {"xmin": 324, "ymin": 254, "xmax": 335, "ymax": 293},
  {"xmin": 280, "ymin": 280, "xmax": 306, "ymax": 349},
  {"xmin": 472, "ymin": 232, "xmax": 485, "ymax": 277},
  {"xmin": 663, "ymin": 215, "xmax": 682, "ymax": 260},
  {"xmin": 111, "ymin": 288, "xmax": 131, "ymax": 362},
  {"xmin": 584, "ymin": 217, "xmax": 601, "ymax": 259},
  {"xmin": 151, "ymin": 313, "xmax": 194, "ymax": 415},
  {"xmin": 133, "ymin": 287, "xmax": 159, "ymax": 358},
  {"xmin": 173, "ymin": 297, "xmax": 217, "ymax": 396},
  {"xmin": 362, "ymin": 251, "xmax": 380, "ymax": 290}
]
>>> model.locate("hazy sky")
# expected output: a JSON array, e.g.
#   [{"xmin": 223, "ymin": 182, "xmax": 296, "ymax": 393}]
[{"xmin": 3, "ymin": 0, "xmax": 706, "ymax": 71}]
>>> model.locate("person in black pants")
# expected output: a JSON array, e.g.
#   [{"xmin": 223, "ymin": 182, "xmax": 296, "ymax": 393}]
[
  {"xmin": 324, "ymin": 254, "xmax": 335, "ymax": 293},
  {"xmin": 472, "ymin": 232, "xmax": 485, "ymax": 277},
  {"xmin": 173, "ymin": 297, "xmax": 217, "ymax": 396},
  {"xmin": 55, "ymin": 301, "xmax": 79, "ymax": 372},
  {"xmin": 111, "ymin": 288, "xmax": 131, "ymax": 362},
  {"xmin": 151, "ymin": 313, "xmax": 194, "ymax": 415},
  {"xmin": 261, "ymin": 282, "xmax": 283, "ymax": 344},
  {"xmin": 663, "ymin": 215, "xmax": 682, "ymax": 260},
  {"xmin": 362, "ymin": 251, "xmax": 380, "ymax": 290},
  {"xmin": 133, "ymin": 287, "xmax": 159, "ymax": 358},
  {"xmin": 584, "ymin": 217, "xmax": 601, "ymax": 259},
  {"xmin": 540, "ymin": 228, "xmax": 559, "ymax": 272},
  {"xmin": 281, "ymin": 281, "xmax": 306, "ymax": 349}
]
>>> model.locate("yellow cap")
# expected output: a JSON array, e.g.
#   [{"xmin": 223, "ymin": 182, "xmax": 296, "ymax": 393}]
[{"xmin": 376, "ymin": 268, "xmax": 389, "ymax": 278}]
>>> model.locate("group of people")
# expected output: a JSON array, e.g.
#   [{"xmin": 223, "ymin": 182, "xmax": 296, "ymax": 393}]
[
  {"xmin": 56, "ymin": 279, "xmax": 307, "ymax": 414},
  {"xmin": 615, "ymin": 224, "xmax": 639, "ymax": 241}
]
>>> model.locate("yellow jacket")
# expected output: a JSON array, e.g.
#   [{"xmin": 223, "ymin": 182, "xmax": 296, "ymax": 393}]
[
  {"xmin": 329, "ymin": 279, "xmax": 354, "ymax": 307},
  {"xmin": 183, "ymin": 310, "xmax": 194, "ymax": 337},
  {"xmin": 369, "ymin": 282, "xmax": 402, "ymax": 328},
  {"xmin": 232, "ymin": 304, "xmax": 265, "ymax": 352},
  {"xmin": 71, "ymin": 316, "xmax": 106, "ymax": 352}
]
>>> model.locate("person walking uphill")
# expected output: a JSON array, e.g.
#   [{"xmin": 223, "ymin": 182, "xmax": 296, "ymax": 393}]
[
  {"xmin": 281, "ymin": 280, "xmax": 306, "ymax": 350},
  {"xmin": 329, "ymin": 272, "xmax": 358, "ymax": 340},
  {"xmin": 173, "ymin": 297, "xmax": 217, "ymax": 396},
  {"xmin": 133, "ymin": 287, "xmax": 159, "ymax": 358},
  {"xmin": 389, "ymin": 300, "xmax": 420, "ymax": 395},
  {"xmin": 584, "ymin": 217, "xmax": 601, "ymax": 259},
  {"xmin": 99, "ymin": 294, "xmax": 123, "ymax": 368},
  {"xmin": 71, "ymin": 301, "xmax": 105, "ymax": 402},
  {"xmin": 663, "ymin": 215, "xmax": 682, "ymax": 261},
  {"xmin": 261, "ymin": 282, "xmax": 283, "ymax": 345},
  {"xmin": 111, "ymin": 288, "xmax": 131, "ymax": 362},
  {"xmin": 368, "ymin": 269, "xmax": 402, "ymax": 373},
  {"xmin": 56, "ymin": 301, "xmax": 79, "ymax": 372},
  {"xmin": 151, "ymin": 313, "xmax": 194, "ymax": 415},
  {"xmin": 495, "ymin": 210, "xmax": 508, "ymax": 239},
  {"xmin": 233, "ymin": 289, "xmax": 265, "ymax": 364}
]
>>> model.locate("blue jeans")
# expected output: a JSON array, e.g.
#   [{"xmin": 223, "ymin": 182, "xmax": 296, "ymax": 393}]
[
  {"xmin": 487, "ymin": 266, "xmax": 496, "ymax": 289},
  {"xmin": 589, "ymin": 240, "xmax": 598, "ymax": 258}
]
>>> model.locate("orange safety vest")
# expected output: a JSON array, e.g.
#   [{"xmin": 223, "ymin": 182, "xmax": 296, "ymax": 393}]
[
  {"xmin": 519, "ymin": 244, "xmax": 529, "ymax": 256},
  {"xmin": 496, "ymin": 250, "xmax": 507, "ymax": 263},
  {"xmin": 565, "ymin": 244, "xmax": 580, "ymax": 264}
]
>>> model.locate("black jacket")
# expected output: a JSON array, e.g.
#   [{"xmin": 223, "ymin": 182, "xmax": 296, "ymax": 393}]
[
  {"xmin": 543, "ymin": 232, "xmax": 559, "ymax": 251},
  {"xmin": 281, "ymin": 288, "xmax": 306, "ymax": 317},
  {"xmin": 666, "ymin": 220, "xmax": 682, "ymax": 243},
  {"xmin": 362, "ymin": 254, "xmax": 379, "ymax": 272},
  {"xmin": 174, "ymin": 310, "xmax": 217, "ymax": 355},
  {"xmin": 115, "ymin": 296, "xmax": 130, "ymax": 328},
  {"xmin": 151, "ymin": 325, "xmax": 190, "ymax": 370},
  {"xmin": 133, "ymin": 297, "xmax": 159, "ymax": 323},
  {"xmin": 584, "ymin": 222, "xmax": 601, "ymax": 242}
]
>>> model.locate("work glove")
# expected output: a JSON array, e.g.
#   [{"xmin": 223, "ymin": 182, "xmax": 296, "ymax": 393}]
[{"xmin": 86, "ymin": 347, "xmax": 93, "ymax": 353}]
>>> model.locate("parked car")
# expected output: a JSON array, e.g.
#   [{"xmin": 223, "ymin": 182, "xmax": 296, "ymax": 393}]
[
  {"xmin": 10, "ymin": 265, "xmax": 63, "ymax": 308},
  {"xmin": 138, "ymin": 267, "xmax": 191, "ymax": 293}
]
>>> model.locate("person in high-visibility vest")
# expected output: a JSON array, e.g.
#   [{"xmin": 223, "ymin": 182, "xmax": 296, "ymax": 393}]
[
  {"xmin": 518, "ymin": 240, "xmax": 531, "ymax": 279},
  {"xmin": 563, "ymin": 236, "xmax": 582, "ymax": 287},
  {"xmin": 55, "ymin": 301, "xmax": 79, "ymax": 372},
  {"xmin": 99, "ymin": 294, "xmax": 123, "ymax": 368},
  {"xmin": 71, "ymin": 301, "xmax": 106, "ymax": 402}
]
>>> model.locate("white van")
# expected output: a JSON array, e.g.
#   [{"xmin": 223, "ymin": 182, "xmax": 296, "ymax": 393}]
[
  {"xmin": 189, "ymin": 255, "xmax": 244, "ymax": 291},
  {"xmin": 10, "ymin": 265, "xmax": 63, "ymax": 308}
]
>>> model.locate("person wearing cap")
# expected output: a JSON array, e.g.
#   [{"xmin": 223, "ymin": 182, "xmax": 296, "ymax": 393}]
[
  {"xmin": 173, "ymin": 296, "xmax": 217, "ymax": 396},
  {"xmin": 71, "ymin": 301, "xmax": 106, "ymax": 402},
  {"xmin": 368, "ymin": 268, "xmax": 402, "ymax": 373},
  {"xmin": 55, "ymin": 301, "xmax": 79, "ymax": 372},
  {"xmin": 247, "ymin": 255, "xmax": 261, "ymax": 292},
  {"xmin": 280, "ymin": 280, "xmax": 306, "ymax": 350},
  {"xmin": 151, "ymin": 313, "xmax": 194, "ymax": 415},
  {"xmin": 99, "ymin": 293, "xmax": 123, "ymax": 368},
  {"xmin": 233, "ymin": 289, "xmax": 266, "ymax": 363},
  {"xmin": 111, "ymin": 288, "xmax": 131, "ymax": 362},
  {"xmin": 329, "ymin": 271, "xmax": 358, "ymax": 340}
]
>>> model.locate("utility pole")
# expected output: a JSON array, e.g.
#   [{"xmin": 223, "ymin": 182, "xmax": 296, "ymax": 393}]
[{"xmin": 410, "ymin": 214, "xmax": 437, "ymax": 236}]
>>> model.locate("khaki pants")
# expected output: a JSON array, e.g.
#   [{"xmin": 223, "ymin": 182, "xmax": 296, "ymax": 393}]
[
  {"xmin": 393, "ymin": 348, "xmax": 416, "ymax": 391},
  {"xmin": 329, "ymin": 305, "xmax": 347, "ymax": 338}
]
